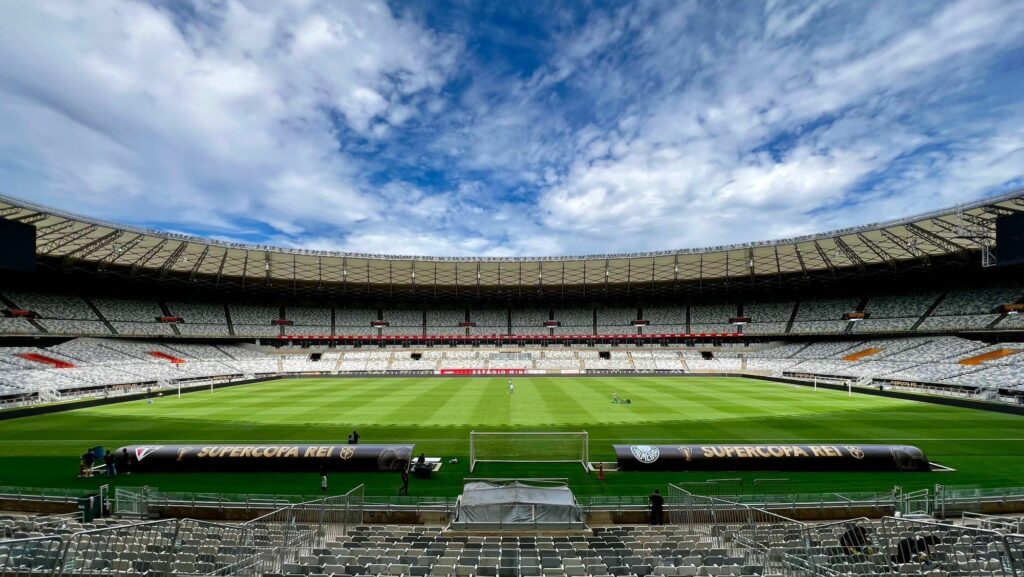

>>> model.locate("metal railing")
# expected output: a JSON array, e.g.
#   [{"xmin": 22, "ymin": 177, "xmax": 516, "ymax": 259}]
[
  {"xmin": 0, "ymin": 484, "xmax": 364, "ymax": 577},
  {"xmin": 0, "ymin": 535, "xmax": 65, "ymax": 576},
  {"xmin": 667, "ymin": 484, "xmax": 1024, "ymax": 577}
]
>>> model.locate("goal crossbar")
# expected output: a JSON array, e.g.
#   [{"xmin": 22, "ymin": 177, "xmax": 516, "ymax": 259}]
[{"xmin": 469, "ymin": 431, "xmax": 589, "ymax": 473}]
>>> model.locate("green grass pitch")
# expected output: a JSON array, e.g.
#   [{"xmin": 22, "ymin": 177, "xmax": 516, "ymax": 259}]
[{"xmin": 0, "ymin": 375, "xmax": 1021, "ymax": 499}]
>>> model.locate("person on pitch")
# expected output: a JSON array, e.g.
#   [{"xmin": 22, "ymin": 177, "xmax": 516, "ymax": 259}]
[
  {"xmin": 399, "ymin": 465, "xmax": 410, "ymax": 495},
  {"xmin": 320, "ymin": 462, "xmax": 329, "ymax": 492},
  {"xmin": 613, "ymin": 392, "xmax": 620, "ymax": 403},
  {"xmin": 508, "ymin": 380, "xmax": 514, "ymax": 394}
]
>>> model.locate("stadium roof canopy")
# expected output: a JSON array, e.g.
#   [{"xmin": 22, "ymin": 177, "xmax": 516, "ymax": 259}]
[{"xmin": 1, "ymin": 190, "xmax": 1022, "ymax": 300}]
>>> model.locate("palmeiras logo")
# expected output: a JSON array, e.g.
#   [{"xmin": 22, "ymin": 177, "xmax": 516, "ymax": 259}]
[
  {"xmin": 845, "ymin": 446, "xmax": 866, "ymax": 460},
  {"xmin": 631, "ymin": 445, "xmax": 660, "ymax": 464},
  {"xmin": 134, "ymin": 446, "xmax": 162, "ymax": 462},
  {"xmin": 339, "ymin": 446, "xmax": 355, "ymax": 460},
  {"xmin": 177, "ymin": 447, "xmax": 193, "ymax": 461}
]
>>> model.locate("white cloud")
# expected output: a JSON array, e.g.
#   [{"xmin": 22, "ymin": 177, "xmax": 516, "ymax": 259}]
[
  {"xmin": 0, "ymin": 0, "xmax": 457, "ymax": 237},
  {"xmin": 0, "ymin": 0, "xmax": 1021, "ymax": 257},
  {"xmin": 527, "ymin": 0, "xmax": 1024, "ymax": 253}
]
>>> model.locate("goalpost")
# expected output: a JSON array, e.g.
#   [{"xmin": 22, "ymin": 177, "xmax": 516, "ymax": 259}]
[{"xmin": 469, "ymin": 431, "xmax": 589, "ymax": 473}]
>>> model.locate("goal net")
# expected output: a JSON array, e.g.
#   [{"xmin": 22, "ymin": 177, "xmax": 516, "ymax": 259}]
[{"xmin": 469, "ymin": 431, "xmax": 589, "ymax": 472}]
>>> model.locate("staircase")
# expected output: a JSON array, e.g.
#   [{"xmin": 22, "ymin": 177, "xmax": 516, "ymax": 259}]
[
  {"xmin": 912, "ymin": 291, "xmax": 948, "ymax": 331},
  {"xmin": 84, "ymin": 297, "xmax": 117, "ymax": 335},
  {"xmin": 38, "ymin": 387, "xmax": 61, "ymax": 403},
  {"xmin": 158, "ymin": 302, "xmax": 181, "ymax": 336}
]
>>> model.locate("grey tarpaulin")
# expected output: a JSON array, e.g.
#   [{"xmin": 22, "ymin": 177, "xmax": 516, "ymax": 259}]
[{"xmin": 451, "ymin": 481, "xmax": 585, "ymax": 530}]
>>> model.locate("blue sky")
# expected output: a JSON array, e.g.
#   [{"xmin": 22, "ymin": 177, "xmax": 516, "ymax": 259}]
[{"xmin": 0, "ymin": 0, "xmax": 1022, "ymax": 256}]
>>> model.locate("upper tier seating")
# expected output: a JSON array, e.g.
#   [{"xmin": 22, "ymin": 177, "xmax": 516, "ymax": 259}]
[
  {"xmin": 470, "ymin": 309, "xmax": 507, "ymax": 327},
  {"xmin": 554, "ymin": 308, "xmax": 592, "ymax": 328},
  {"xmin": 427, "ymin": 309, "xmax": 465, "ymax": 329},
  {"xmin": 511, "ymin": 309, "xmax": 549, "ymax": 328},
  {"xmin": 336, "ymin": 309, "xmax": 377, "ymax": 333},
  {"xmin": 383, "ymin": 309, "xmax": 424, "ymax": 327},
  {"xmin": 597, "ymin": 308, "xmax": 637, "ymax": 325},
  {"xmin": 647, "ymin": 307, "xmax": 688, "ymax": 330},
  {"xmin": 167, "ymin": 302, "xmax": 227, "ymax": 324},
  {"xmin": 92, "ymin": 298, "xmax": 164, "ymax": 322},
  {"xmin": 0, "ymin": 317, "xmax": 38, "ymax": 335},
  {"xmin": 3, "ymin": 292, "xmax": 98, "ymax": 320},
  {"xmin": 690, "ymin": 304, "xmax": 736, "ymax": 324},
  {"xmin": 795, "ymin": 297, "xmax": 859, "ymax": 320}
]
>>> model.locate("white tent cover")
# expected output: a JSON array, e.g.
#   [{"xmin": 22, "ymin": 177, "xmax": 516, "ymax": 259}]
[{"xmin": 454, "ymin": 481, "xmax": 584, "ymax": 526}]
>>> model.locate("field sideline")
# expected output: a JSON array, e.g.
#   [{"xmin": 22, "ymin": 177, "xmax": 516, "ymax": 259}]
[{"xmin": 0, "ymin": 376, "xmax": 1021, "ymax": 498}]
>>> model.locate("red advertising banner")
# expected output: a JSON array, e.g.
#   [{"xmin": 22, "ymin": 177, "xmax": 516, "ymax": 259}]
[{"xmin": 440, "ymin": 368, "xmax": 528, "ymax": 375}]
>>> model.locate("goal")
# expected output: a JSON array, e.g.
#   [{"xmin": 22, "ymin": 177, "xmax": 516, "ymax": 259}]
[{"xmin": 469, "ymin": 431, "xmax": 589, "ymax": 472}]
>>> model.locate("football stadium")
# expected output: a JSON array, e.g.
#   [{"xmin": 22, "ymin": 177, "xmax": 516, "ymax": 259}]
[
  {"xmin": 2, "ymin": 1, "xmax": 1024, "ymax": 576},
  {"xmin": 2, "ymin": 189, "xmax": 1024, "ymax": 574}
]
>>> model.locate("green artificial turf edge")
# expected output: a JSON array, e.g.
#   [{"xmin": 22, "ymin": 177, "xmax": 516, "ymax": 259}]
[{"xmin": 0, "ymin": 375, "xmax": 1021, "ymax": 499}]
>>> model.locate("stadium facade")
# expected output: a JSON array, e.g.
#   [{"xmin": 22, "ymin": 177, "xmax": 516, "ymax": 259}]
[
  {"xmin": 1, "ymin": 190, "xmax": 1023, "ymax": 403},
  {"xmin": 1, "ymin": 189, "xmax": 1022, "ymax": 302},
  {"xmin": 2, "ymin": 192, "xmax": 1024, "ymax": 577}
]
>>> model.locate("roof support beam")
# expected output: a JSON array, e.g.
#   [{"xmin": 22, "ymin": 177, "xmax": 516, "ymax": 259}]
[
  {"xmin": 97, "ymin": 233, "xmax": 144, "ymax": 269},
  {"xmin": 14, "ymin": 212, "xmax": 48, "ymax": 224},
  {"xmin": 0, "ymin": 207, "xmax": 20, "ymax": 218},
  {"xmin": 39, "ymin": 224, "xmax": 97, "ymax": 254},
  {"xmin": 960, "ymin": 213, "xmax": 994, "ymax": 230},
  {"xmin": 812, "ymin": 241, "xmax": 836, "ymax": 275},
  {"xmin": 855, "ymin": 233, "xmax": 891, "ymax": 265},
  {"xmin": 833, "ymin": 236, "xmax": 865, "ymax": 270},
  {"xmin": 64, "ymin": 229, "xmax": 122, "ymax": 261},
  {"xmin": 131, "ymin": 239, "xmax": 168, "ymax": 275},
  {"xmin": 241, "ymin": 251, "xmax": 250, "ymax": 289},
  {"xmin": 34, "ymin": 219, "xmax": 75, "ymax": 238},
  {"xmin": 158, "ymin": 242, "xmax": 188, "ymax": 279},
  {"xmin": 880, "ymin": 229, "xmax": 925, "ymax": 261},
  {"xmin": 905, "ymin": 223, "xmax": 962, "ymax": 253},
  {"xmin": 215, "ymin": 251, "xmax": 228, "ymax": 286},
  {"xmin": 189, "ymin": 245, "xmax": 211, "ymax": 281},
  {"xmin": 793, "ymin": 244, "xmax": 808, "ymax": 276},
  {"xmin": 928, "ymin": 218, "xmax": 960, "ymax": 235},
  {"xmin": 983, "ymin": 204, "xmax": 1019, "ymax": 215}
]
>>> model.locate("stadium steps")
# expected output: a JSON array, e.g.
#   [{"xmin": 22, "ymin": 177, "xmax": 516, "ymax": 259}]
[
  {"xmin": 0, "ymin": 291, "xmax": 46, "ymax": 333},
  {"xmin": 214, "ymin": 344, "xmax": 241, "ymax": 360},
  {"xmin": 224, "ymin": 304, "xmax": 236, "ymax": 337},
  {"xmin": 157, "ymin": 301, "xmax": 181, "ymax": 336},
  {"xmin": 279, "ymin": 306, "xmax": 286, "ymax": 337},
  {"xmin": 984, "ymin": 289, "xmax": 1020, "ymax": 329},
  {"xmin": 855, "ymin": 295, "xmax": 870, "ymax": 312},
  {"xmin": 911, "ymin": 290, "xmax": 948, "ymax": 331},
  {"xmin": 987, "ymin": 312, "xmax": 1009, "ymax": 329},
  {"xmin": 83, "ymin": 297, "xmax": 118, "ymax": 335},
  {"xmin": 785, "ymin": 301, "xmax": 799, "ymax": 334},
  {"xmin": 843, "ymin": 295, "xmax": 870, "ymax": 334}
]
